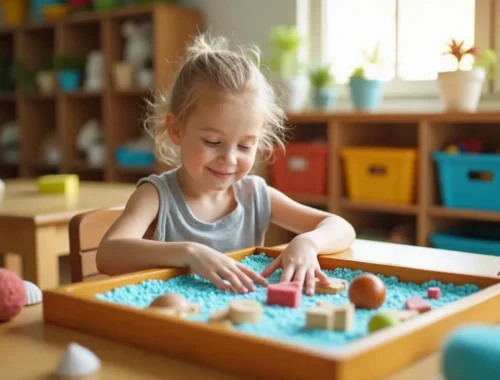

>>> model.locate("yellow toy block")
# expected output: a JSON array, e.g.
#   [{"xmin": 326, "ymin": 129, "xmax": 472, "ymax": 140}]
[{"xmin": 37, "ymin": 174, "xmax": 80, "ymax": 195}]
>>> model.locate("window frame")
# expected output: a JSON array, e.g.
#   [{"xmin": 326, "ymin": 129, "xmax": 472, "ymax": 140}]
[{"xmin": 305, "ymin": 0, "xmax": 493, "ymax": 99}]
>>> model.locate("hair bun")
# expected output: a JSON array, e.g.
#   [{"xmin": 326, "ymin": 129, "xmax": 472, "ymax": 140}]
[{"xmin": 186, "ymin": 34, "xmax": 229, "ymax": 59}]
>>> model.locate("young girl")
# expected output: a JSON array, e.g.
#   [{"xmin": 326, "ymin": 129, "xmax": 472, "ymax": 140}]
[{"xmin": 96, "ymin": 33, "xmax": 356, "ymax": 296}]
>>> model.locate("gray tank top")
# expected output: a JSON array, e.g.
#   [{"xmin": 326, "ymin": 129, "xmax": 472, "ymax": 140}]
[{"xmin": 137, "ymin": 168, "xmax": 271, "ymax": 253}]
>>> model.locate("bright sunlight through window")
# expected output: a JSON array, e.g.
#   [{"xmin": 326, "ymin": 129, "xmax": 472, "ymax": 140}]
[{"xmin": 323, "ymin": 0, "xmax": 476, "ymax": 84}]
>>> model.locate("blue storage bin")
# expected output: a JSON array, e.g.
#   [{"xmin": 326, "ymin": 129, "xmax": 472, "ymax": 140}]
[
  {"xmin": 433, "ymin": 152, "xmax": 500, "ymax": 211},
  {"xmin": 31, "ymin": 0, "xmax": 63, "ymax": 22},
  {"xmin": 115, "ymin": 146, "xmax": 155, "ymax": 168},
  {"xmin": 430, "ymin": 224, "xmax": 500, "ymax": 257}
]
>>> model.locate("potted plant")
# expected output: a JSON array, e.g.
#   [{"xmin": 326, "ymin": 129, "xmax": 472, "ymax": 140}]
[
  {"xmin": 55, "ymin": 55, "xmax": 85, "ymax": 93},
  {"xmin": 348, "ymin": 44, "xmax": 384, "ymax": 111},
  {"xmin": 309, "ymin": 63, "xmax": 336, "ymax": 110},
  {"xmin": 267, "ymin": 25, "xmax": 308, "ymax": 112},
  {"xmin": 93, "ymin": 0, "xmax": 120, "ymax": 11},
  {"xmin": 437, "ymin": 39, "xmax": 497, "ymax": 112}
]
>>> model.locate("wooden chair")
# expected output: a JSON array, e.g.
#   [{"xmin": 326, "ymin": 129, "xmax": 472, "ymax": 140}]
[{"xmin": 69, "ymin": 206, "xmax": 155, "ymax": 283}]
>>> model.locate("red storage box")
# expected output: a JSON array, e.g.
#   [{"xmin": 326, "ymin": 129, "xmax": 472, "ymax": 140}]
[{"xmin": 272, "ymin": 142, "xmax": 328, "ymax": 195}]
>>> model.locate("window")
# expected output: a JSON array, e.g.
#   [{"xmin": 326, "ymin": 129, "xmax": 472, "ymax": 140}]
[{"xmin": 308, "ymin": 0, "xmax": 483, "ymax": 96}]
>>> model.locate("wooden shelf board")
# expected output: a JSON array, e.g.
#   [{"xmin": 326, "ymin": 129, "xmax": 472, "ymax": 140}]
[
  {"xmin": 428, "ymin": 206, "xmax": 500, "ymax": 222},
  {"xmin": 64, "ymin": 90, "xmax": 103, "ymax": 99},
  {"xmin": 287, "ymin": 194, "xmax": 328, "ymax": 206},
  {"xmin": 21, "ymin": 93, "xmax": 56, "ymax": 101},
  {"xmin": 112, "ymin": 88, "xmax": 150, "ymax": 97},
  {"xmin": 340, "ymin": 198, "xmax": 419, "ymax": 215},
  {"xmin": 22, "ymin": 22, "xmax": 55, "ymax": 32},
  {"xmin": 111, "ymin": 5, "xmax": 154, "ymax": 19},
  {"xmin": 69, "ymin": 161, "xmax": 104, "ymax": 172},
  {"xmin": 64, "ymin": 12, "xmax": 103, "ymax": 25},
  {"xmin": 116, "ymin": 166, "xmax": 154, "ymax": 175},
  {"xmin": 0, "ymin": 26, "xmax": 16, "ymax": 36}
]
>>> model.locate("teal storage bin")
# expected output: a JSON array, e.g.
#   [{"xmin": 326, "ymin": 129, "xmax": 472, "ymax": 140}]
[
  {"xmin": 31, "ymin": 0, "xmax": 63, "ymax": 22},
  {"xmin": 430, "ymin": 224, "xmax": 500, "ymax": 257},
  {"xmin": 433, "ymin": 152, "xmax": 500, "ymax": 211},
  {"xmin": 348, "ymin": 77, "xmax": 383, "ymax": 110}
]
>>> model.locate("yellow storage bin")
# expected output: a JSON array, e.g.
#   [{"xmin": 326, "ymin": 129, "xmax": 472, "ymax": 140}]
[{"xmin": 341, "ymin": 147, "xmax": 417, "ymax": 204}]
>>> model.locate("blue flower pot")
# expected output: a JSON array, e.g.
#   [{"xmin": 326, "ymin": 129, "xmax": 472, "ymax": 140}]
[
  {"xmin": 58, "ymin": 70, "xmax": 81, "ymax": 93},
  {"xmin": 31, "ymin": 0, "xmax": 63, "ymax": 22},
  {"xmin": 349, "ymin": 77, "xmax": 383, "ymax": 110},
  {"xmin": 312, "ymin": 88, "xmax": 336, "ymax": 110}
]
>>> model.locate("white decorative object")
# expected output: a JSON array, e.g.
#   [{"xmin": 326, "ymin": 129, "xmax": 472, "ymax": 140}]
[
  {"xmin": 37, "ymin": 71, "xmax": 57, "ymax": 95},
  {"xmin": 122, "ymin": 21, "xmax": 153, "ymax": 75},
  {"xmin": 87, "ymin": 144, "xmax": 105, "ymax": 167},
  {"xmin": 77, "ymin": 118, "xmax": 102, "ymax": 152},
  {"xmin": 137, "ymin": 68, "xmax": 154, "ymax": 88},
  {"xmin": 0, "ymin": 179, "xmax": 4, "ymax": 199},
  {"xmin": 55, "ymin": 343, "xmax": 101, "ymax": 378},
  {"xmin": 84, "ymin": 50, "xmax": 104, "ymax": 92},
  {"xmin": 24, "ymin": 281, "xmax": 42, "ymax": 306},
  {"xmin": 437, "ymin": 68, "xmax": 486, "ymax": 112},
  {"xmin": 0, "ymin": 120, "xmax": 20, "ymax": 164}
]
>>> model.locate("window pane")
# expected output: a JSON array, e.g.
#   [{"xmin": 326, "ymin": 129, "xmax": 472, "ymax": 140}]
[
  {"xmin": 397, "ymin": 0, "xmax": 476, "ymax": 81},
  {"xmin": 323, "ymin": 0, "xmax": 396, "ymax": 83}
]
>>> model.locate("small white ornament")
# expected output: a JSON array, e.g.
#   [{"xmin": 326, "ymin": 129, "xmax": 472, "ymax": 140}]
[
  {"xmin": 55, "ymin": 343, "xmax": 101, "ymax": 378},
  {"xmin": 23, "ymin": 281, "xmax": 42, "ymax": 306}
]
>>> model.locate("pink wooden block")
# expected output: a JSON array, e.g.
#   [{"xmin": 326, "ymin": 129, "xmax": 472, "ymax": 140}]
[
  {"xmin": 266, "ymin": 281, "xmax": 301, "ymax": 308},
  {"xmin": 427, "ymin": 287, "xmax": 441, "ymax": 299},
  {"xmin": 405, "ymin": 297, "xmax": 432, "ymax": 313}
]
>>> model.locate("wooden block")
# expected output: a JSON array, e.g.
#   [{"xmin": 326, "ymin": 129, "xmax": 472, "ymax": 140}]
[
  {"xmin": 332, "ymin": 303, "xmax": 355, "ymax": 331},
  {"xmin": 209, "ymin": 308, "xmax": 229, "ymax": 322},
  {"xmin": 306, "ymin": 306, "xmax": 333, "ymax": 330},
  {"xmin": 315, "ymin": 278, "xmax": 347, "ymax": 295},
  {"xmin": 387, "ymin": 309, "xmax": 419, "ymax": 322},
  {"xmin": 229, "ymin": 300, "xmax": 262, "ymax": 325},
  {"xmin": 405, "ymin": 297, "xmax": 432, "ymax": 313}
]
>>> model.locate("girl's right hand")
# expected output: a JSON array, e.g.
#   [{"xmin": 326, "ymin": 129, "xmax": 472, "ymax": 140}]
[{"xmin": 187, "ymin": 243, "xmax": 268, "ymax": 294}]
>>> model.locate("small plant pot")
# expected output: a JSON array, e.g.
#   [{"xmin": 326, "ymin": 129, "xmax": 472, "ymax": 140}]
[
  {"xmin": 349, "ymin": 77, "xmax": 383, "ymax": 111},
  {"xmin": 2, "ymin": 0, "xmax": 29, "ymax": 26},
  {"xmin": 37, "ymin": 71, "xmax": 57, "ymax": 95},
  {"xmin": 273, "ymin": 75, "xmax": 309, "ymax": 112},
  {"xmin": 311, "ymin": 88, "xmax": 337, "ymax": 110},
  {"xmin": 58, "ymin": 70, "xmax": 81, "ymax": 93},
  {"xmin": 113, "ymin": 62, "xmax": 135, "ymax": 91},
  {"xmin": 93, "ymin": 0, "xmax": 120, "ymax": 11},
  {"xmin": 437, "ymin": 68, "xmax": 486, "ymax": 112}
]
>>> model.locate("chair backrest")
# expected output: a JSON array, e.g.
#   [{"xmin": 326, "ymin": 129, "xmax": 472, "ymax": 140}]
[{"xmin": 69, "ymin": 206, "xmax": 155, "ymax": 283}]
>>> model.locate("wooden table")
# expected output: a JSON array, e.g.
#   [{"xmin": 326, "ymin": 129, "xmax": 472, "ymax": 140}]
[
  {"xmin": 0, "ymin": 179, "xmax": 135, "ymax": 290},
  {"xmin": 2, "ymin": 239, "xmax": 500, "ymax": 380}
]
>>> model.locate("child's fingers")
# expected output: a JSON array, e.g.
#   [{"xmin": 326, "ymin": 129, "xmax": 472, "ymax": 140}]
[
  {"xmin": 218, "ymin": 268, "xmax": 247, "ymax": 294},
  {"xmin": 304, "ymin": 270, "xmax": 316, "ymax": 296},
  {"xmin": 280, "ymin": 265, "xmax": 295, "ymax": 283},
  {"xmin": 232, "ymin": 266, "xmax": 257, "ymax": 292},
  {"xmin": 260, "ymin": 256, "xmax": 281, "ymax": 278},
  {"xmin": 292, "ymin": 267, "xmax": 306, "ymax": 290},
  {"xmin": 315, "ymin": 268, "xmax": 330, "ymax": 285},
  {"xmin": 239, "ymin": 264, "xmax": 269, "ymax": 287},
  {"xmin": 205, "ymin": 271, "xmax": 231, "ymax": 291}
]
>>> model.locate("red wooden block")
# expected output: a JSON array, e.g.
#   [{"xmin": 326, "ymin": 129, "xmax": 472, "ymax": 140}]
[
  {"xmin": 266, "ymin": 281, "xmax": 301, "ymax": 308},
  {"xmin": 427, "ymin": 287, "xmax": 441, "ymax": 299},
  {"xmin": 405, "ymin": 297, "xmax": 432, "ymax": 313}
]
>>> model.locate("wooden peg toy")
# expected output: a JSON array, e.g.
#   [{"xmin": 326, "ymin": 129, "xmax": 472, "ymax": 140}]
[
  {"xmin": 315, "ymin": 277, "xmax": 347, "ymax": 295},
  {"xmin": 208, "ymin": 308, "xmax": 233, "ymax": 328},
  {"xmin": 228, "ymin": 299, "xmax": 263, "ymax": 325}
]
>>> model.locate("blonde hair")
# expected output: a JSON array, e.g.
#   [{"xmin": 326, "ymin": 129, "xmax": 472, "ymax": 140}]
[{"xmin": 144, "ymin": 33, "xmax": 288, "ymax": 167}]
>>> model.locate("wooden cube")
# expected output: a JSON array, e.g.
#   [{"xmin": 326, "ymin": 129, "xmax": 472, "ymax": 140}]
[
  {"xmin": 306, "ymin": 306, "xmax": 334, "ymax": 330},
  {"xmin": 332, "ymin": 303, "xmax": 355, "ymax": 331}
]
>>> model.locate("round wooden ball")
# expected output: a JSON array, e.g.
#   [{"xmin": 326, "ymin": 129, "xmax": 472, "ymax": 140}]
[
  {"xmin": 149, "ymin": 293, "xmax": 189, "ymax": 309},
  {"xmin": 348, "ymin": 274, "xmax": 386, "ymax": 309}
]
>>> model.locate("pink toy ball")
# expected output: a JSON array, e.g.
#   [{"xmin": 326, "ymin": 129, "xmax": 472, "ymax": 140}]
[{"xmin": 0, "ymin": 268, "xmax": 26, "ymax": 323}]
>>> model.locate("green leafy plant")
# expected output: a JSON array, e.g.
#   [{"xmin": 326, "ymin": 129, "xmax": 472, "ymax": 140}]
[
  {"xmin": 54, "ymin": 55, "xmax": 86, "ymax": 71},
  {"xmin": 267, "ymin": 25, "xmax": 303, "ymax": 78},
  {"xmin": 349, "ymin": 43, "xmax": 382, "ymax": 80},
  {"xmin": 309, "ymin": 64, "xmax": 335, "ymax": 89},
  {"xmin": 0, "ymin": 58, "xmax": 15, "ymax": 91},
  {"xmin": 444, "ymin": 39, "xmax": 497, "ymax": 78}
]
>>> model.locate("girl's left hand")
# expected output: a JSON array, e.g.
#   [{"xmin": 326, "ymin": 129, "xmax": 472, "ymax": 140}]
[{"xmin": 261, "ymin": 236, "xmax": 330, "ymax": 295}]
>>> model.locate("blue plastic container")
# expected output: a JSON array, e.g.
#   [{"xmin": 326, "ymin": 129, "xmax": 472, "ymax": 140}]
[
  {"xmin": 311, "ymin": 88, "xmax": 336, "ymax": 110},
  {"xmin": 433, "ymin": 152, "xmax": 500, "ymax": 211},
  {"xmin": 115, "ymin": 147, "xmax": 155, "ymax": 168},
  {"xmin": 348, "ymin": 77, "xmax": 383, "ymax": 110},
  {"xmin": 430, "ymin": 224, "xmax": 500, "ymax": 257},
  {"xmin": 58, "ymin": 70, "xmax": 81, "ymax": 93},
  {"xmin": 31, "ymin": 0, "xmax": 63, "ymax": 22}
]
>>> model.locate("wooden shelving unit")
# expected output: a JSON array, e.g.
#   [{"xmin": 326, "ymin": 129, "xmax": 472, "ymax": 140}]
[
  {"xmin": 0, "ymin": 4, "xmax": 201, "ymax": 183},
  {"xmin": 264, "ymin": 111, "xmax": 500, "ymax": 248}
]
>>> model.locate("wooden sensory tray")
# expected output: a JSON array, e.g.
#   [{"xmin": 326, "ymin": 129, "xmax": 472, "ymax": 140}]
[{"xmin": 42, "ymin": 247, "xmax": 500, "ymax": 380}]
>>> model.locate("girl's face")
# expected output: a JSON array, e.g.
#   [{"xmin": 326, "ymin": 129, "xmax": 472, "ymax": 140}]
[{"xmin": 169, "ymin": 89, "xmax": 264, "ymax": 192}]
